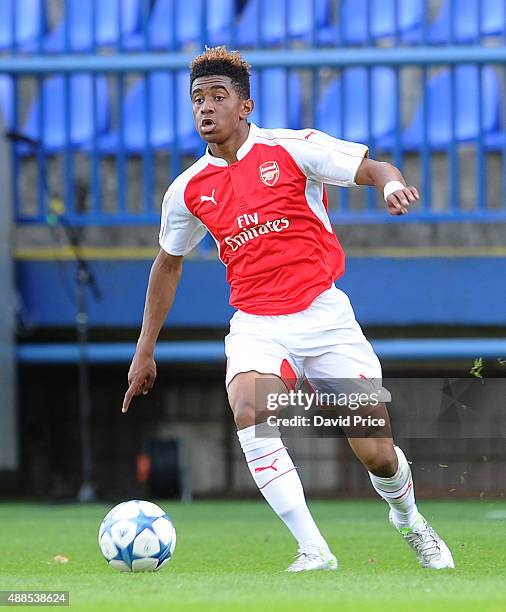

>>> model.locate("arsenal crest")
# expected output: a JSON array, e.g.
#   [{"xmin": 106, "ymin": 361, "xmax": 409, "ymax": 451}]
[{"xmin": 259, "ymin": 161, "xmax": 280, "ymax": 186}]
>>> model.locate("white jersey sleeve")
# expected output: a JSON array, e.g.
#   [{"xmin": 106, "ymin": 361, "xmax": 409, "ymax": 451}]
[
  {"xmin": 159, "ymin": 179, "xmax": 207, "ymax": 256},
  {"xmin": 273, "ymin": 128, "xmax": 368, "ymax": 187}
]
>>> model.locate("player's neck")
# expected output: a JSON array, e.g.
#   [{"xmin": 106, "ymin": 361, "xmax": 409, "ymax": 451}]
[{"xmin": 207, "ymin": 122, "xmax": 250, "ymax": 165}]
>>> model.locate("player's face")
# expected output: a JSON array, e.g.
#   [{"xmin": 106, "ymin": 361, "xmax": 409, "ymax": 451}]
[{"xmin": 191, "ymin": 75, "xmax": 253, "ymax": 144}]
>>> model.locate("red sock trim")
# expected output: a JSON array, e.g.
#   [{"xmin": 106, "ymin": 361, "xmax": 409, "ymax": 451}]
[
  {"xmin": 247, "ymin": 446, "xmax": 285, "ymax": 464},
  {"xmin": 375, "ymin": 474, "xmax": 411, "ymax": 496},
  {"xmin": 390, "ymin": 480, "xmax": 413, "ymax": 500},
  {"xmin": 258, "ymin": 467, "xmax": 297, "ymax": 490}
]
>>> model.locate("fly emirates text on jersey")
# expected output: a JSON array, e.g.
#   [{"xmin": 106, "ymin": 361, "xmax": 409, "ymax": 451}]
[{"xmin": 224, "ymin": 212, "xmax": 290, "ymax": 252}]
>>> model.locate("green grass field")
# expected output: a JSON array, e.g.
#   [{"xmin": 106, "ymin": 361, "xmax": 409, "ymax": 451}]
[{"xmin": 1, "ymin": 500, "xmax": 505, "ymax": 611}]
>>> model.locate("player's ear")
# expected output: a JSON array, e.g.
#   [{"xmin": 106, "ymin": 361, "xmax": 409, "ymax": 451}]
[{"xmin": 240, "ymin": 97, "xmax": 254, "ymax": 120}]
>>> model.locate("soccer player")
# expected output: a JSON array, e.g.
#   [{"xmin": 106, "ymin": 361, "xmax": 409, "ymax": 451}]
[{"xmin": 122, "ymin": 47, "xmax": 454, "ymax": 572}]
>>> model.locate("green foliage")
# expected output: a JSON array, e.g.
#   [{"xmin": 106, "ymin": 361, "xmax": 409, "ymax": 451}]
[{"xmin": 470, "ymin": 357, "xmax": 484, "ymax": 379}]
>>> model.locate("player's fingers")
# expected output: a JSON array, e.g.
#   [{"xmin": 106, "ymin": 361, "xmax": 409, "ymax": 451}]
[
  {"xmin": 407, "ymin": 186, "xmax": 419, "ymax": 200},
  {"xmin": 122, "ymin": 378, "xmax": 145, "ymax": 412},
  {"xmin": 387, "ymin": 201, "xmax": 402, "ymax": 215},
  {"xmin": 396, "ymin": 194, "xmax": 409, "ymax": 214},
  {"xmin": 387, "ymin": 196, "xmax": 401, "ymax": 211},
  {"xmin": 143, "ymin": 375, "xmax": 155, "ymax": 391},
  {"xmin": 396, "ymin": 191, "xmax": 411, "ymax": 207},
  {"xmin": 122, "ymin": 385, "xmax": 136, "ymax": 413},
  {"xmin": 388, "ymin": 193, "xmax": 407, "ymax": 212},
  {"xmin": 141, "ymin": 379, "xmax": 150, "ymax": 395},
  {"xmin": 394, "ymin": 187, "xmax": 415, "ymax": 203},
  {"xmin": 388, "ymin": 198, "xmax": 408, "ymax": 216}
]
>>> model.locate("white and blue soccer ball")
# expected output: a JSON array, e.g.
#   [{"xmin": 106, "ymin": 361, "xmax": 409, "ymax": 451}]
[{"xmin": 98, "ymin": 500, "xmax": 176, "ymax": 572}]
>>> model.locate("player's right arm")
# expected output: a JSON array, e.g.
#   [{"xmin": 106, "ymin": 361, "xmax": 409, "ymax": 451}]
[
  {"xmin": 122, "ymin": 177, "xmax": 207, "ymax": 413},
  {"xmin": 122, "ymin": 249, "xmax": 183, "ymax": 413}
]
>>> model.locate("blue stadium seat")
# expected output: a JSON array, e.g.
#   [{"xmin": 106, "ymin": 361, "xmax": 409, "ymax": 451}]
[
  {"xmin": 98, "ymin": 73, "xmax": 200, "ymax": 154},
  {"xmin": 316, "ymin": 68, "xmax": 397, "ymax": 144},
  {"xmin": 427, "ymin": 0, "xmax": 505, "ymax": 43},
  {"xmin": 0, "ymin": 76, "xmax": 14, "ymax": 131},
  {"xmin": 485, "ymin": 130, "xmax": 506, "ymax": 151},
  {"xmin": 22, "ymin": 75, "xmax": 109, "ymax": 153},
  {"xmin": 402, "ymin": 66, "xmax": 500, "ymax": 151},
  {"xmin": 236, "ymin": 0, "xmax": 330, "ymax": 46},
  {"xmin": 125, "ymin": 0, "xmax": 235, "ymax": 49},
  {"xmin": 0, "ymin": 0, "xmax": 46, "ymax": 50},
  {"xmin": 320, "ymin": 0, "xmax": 423, "ymax": 45},
  {"xmin": 44, "ymin": 0, "xmax": 140, "ymax": 52},
  {"xmin": 249, "ymin": 69, "xmax": 302, "ymax": 129}
]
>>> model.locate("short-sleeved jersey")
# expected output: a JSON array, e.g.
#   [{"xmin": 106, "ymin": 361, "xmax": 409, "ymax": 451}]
[{"xmin": 159, "ymin": 123, "xmax": 368, "ymax": 316}]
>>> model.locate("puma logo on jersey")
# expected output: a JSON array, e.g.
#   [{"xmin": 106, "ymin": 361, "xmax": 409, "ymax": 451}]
[
  {"xmin": 200, "ymin": 189, "xmax": 218, "ymax": 206},
  {"xmin": 304, "ymin": 130, "xmax": 317, "ymax": 140}
]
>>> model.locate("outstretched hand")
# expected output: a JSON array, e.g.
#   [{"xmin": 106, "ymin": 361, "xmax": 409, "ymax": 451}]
[
  {"xmin": 387, "ymin": 185, "xmax": 419, "ymax": 215},
  {"xmin": 122, "ymin": 352, "xmax": 157, "ymax": 413}
]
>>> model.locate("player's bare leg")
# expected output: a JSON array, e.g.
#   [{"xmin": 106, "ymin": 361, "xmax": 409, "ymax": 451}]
[
  {"xmin": 228, "ymin": 371, "xmax": 338, "ymax": 572},
  {"xmin": 345, "ymin": 402, "xmax": 454, "ymax": 569}
]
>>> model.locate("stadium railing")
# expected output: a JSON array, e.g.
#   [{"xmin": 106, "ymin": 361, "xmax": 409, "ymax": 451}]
[
  {"xmin": 16, "ymin": 338, "xmax": 506, "ymax": 364},
  {"xmin": 2, "ymin": 46, "xmax": 506, "ymax": 227},
  {"xmin": 1, "ymin": 1, "xmax": 506, "ymax": 226}
]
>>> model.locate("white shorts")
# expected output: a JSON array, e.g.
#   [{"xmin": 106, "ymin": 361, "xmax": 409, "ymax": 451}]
[{"xmin": 224, "ymin": 285, "xmax": 382, "ymax": 389}]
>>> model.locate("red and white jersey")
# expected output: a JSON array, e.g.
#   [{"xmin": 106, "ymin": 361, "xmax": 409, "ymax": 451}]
[{"xmin": 159, "ymin": 123, "xmax": 368, "ymax": 315}]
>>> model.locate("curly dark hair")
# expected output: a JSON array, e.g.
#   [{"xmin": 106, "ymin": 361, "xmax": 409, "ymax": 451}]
[{"xmin": 190, "ymin": 46, "xmax": 251, "ymax": 99}]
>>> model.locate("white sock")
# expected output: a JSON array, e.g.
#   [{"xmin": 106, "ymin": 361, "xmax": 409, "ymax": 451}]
[
  {"xmin": 368, "ymin": 446, "xmax": 419, "ymax": 528},
  {"xmin": 237, "ymin": 422, "xmax": 330, "ymax": 552}
]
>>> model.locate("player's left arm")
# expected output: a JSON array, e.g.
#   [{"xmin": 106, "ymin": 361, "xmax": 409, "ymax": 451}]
[
  {"xmin": 276, "ymin": 129, "xmax": 419, "ymax": 216},
  {"xmin": 355, "ymin": 158, "xmax": 419, "ymax": 216}
]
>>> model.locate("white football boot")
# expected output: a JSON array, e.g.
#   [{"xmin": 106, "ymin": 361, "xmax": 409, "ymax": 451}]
[
  {"xmin": 390, "ymin": 511, "xmax": 455, "ymax": 569},
  {"xmin": 286, "ymin": 546, "xmax": 338, "ymax": 573}
]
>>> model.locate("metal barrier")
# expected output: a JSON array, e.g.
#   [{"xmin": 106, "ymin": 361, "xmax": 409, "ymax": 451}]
[
  {"xmin": 1, "ymin": 0, "xmax": 506, "ymax": 230},
  {"xmin": 16, "ymin": 338, "xmax": 506, "ymax": 364}
]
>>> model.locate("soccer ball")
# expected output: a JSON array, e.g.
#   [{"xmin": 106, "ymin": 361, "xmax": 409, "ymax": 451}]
[{"xmin": 98, "ymin": 500, "xmax": 176, "ymax": 572}]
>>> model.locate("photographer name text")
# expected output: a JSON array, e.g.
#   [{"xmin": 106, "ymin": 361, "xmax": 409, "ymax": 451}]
[{"xmin": 267, "ymin": 414, "xmax": 386, "ymax": 428}]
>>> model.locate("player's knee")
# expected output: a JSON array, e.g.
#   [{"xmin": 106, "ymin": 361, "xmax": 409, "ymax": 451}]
[
  {"xmin": 231, "ymin": 400, "xmax": 256, "ymax": 430},
  {"xmin": 363, "ymin": 446, "xmax": 398, "ymax": 477}
]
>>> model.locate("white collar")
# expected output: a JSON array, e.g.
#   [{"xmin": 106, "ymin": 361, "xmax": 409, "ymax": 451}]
[{"xmin": 204, "ymin": 122, "xmax": 258, "ymax": 167}]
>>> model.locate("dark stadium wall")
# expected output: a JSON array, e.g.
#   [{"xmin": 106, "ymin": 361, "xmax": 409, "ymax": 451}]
[{"xmin": 9, "ymin": 361, "xmax": 506, "ymax": 501}]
